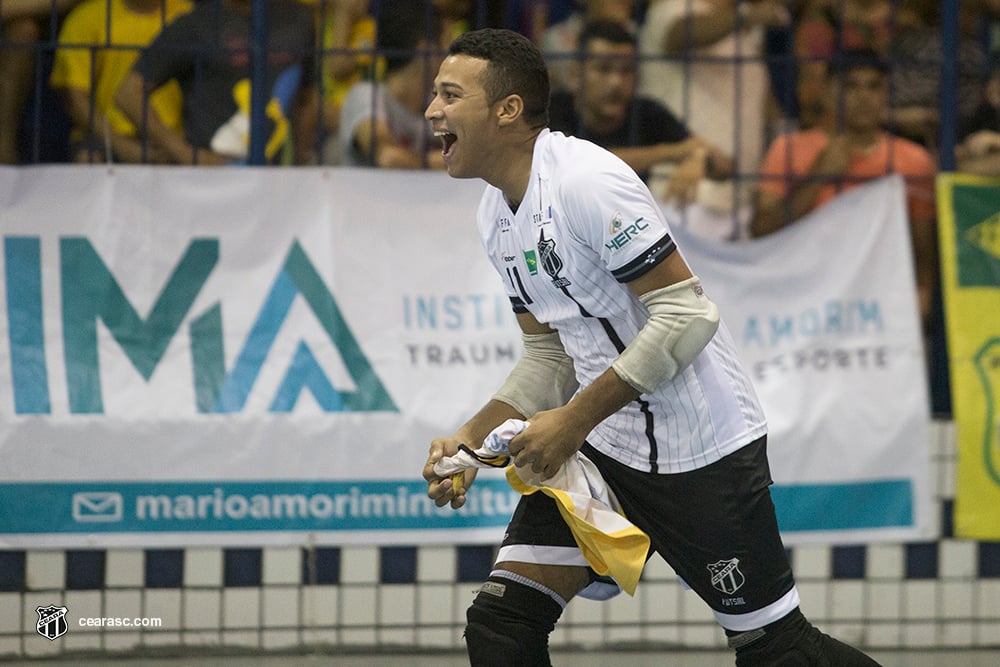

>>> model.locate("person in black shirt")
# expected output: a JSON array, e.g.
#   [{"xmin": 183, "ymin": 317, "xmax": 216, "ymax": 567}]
[
  {"xmin": 548, "ymin": 20, "xmax": 731, "ymax": 201},
  {"xmin": 115, "ymin": 0, "xmax": 316, "ymax": 165},
  {"xmin": 957, "ymin": 55, "xmax": 1000, "ymax": 176}
]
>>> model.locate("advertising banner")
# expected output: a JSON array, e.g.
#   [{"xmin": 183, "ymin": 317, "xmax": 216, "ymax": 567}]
[
  {"xmin": 0, "ymin": 168, "xmax": 933, "ymax": 546},
  {"xmin": 0, "ymin": 166, "xmax": 520, "ymax": 547},
  {"xmin": 936, "ymin": 173, "xmax": 1000, "ymax": 540}
]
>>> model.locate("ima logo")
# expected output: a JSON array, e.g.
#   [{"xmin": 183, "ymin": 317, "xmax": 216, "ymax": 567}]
[{"xmin": 3, "ymin": 237, "xmax": 396, "ymax": 415}]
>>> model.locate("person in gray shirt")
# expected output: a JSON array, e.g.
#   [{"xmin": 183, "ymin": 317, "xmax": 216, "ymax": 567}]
[{"xmin": 329, "ymin": 1, "xmax": 444, "ymax": 168}]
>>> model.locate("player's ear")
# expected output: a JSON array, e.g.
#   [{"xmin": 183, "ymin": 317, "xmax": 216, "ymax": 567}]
[{"xmin": 496, "ymin": 94, "xmax": 524, "ymax": 127}]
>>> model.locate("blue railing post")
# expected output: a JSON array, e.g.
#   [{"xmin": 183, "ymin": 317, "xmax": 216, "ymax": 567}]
[
  {"xmin": 249, "ymin": 0, "xmax": 269, "ymax": 165},
  {"xmin": 939, "ymin": 0, "xmax": 959, "ymax": 172}
]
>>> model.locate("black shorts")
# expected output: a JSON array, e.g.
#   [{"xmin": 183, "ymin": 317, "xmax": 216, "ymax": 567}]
[{"xmin": 499, "ymin": 436, "xmax": 797, "ymax": 626}]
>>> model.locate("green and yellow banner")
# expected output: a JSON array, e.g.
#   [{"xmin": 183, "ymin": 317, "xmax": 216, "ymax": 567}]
[{"xmin": 937, "ymin": 173, "xmax": 1000, "ymax": 539}]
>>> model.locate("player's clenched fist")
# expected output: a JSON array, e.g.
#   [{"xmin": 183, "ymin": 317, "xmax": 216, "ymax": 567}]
[{"xmin": 423, "ymin": 435, "xmax": 478, "ymax": 509}]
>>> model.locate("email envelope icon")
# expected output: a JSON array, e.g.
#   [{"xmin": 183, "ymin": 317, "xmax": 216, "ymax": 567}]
[{"xmin": 72, "ymin": 492, "xmax": 123, "ymax": 523}]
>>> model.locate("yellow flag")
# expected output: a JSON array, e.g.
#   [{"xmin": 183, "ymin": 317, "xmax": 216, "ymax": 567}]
[{"xmin": 937, "ymin": 174, "xmax": 1000, "ymax": 539}]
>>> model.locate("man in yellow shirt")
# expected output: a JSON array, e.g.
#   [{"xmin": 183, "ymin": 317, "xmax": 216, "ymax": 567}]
[
  {"xmin": 50, "ymin": 0, "xmax": 192, "ymax": 163},
  {"xmin": 315, "ymin": 0, "xmax": 376, "ymax": 141}
]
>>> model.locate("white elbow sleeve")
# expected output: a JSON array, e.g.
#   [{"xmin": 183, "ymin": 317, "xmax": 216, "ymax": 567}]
[
  {"xmin": 493, "ymin": 331, "xmax": 579, "ymax": 417},
  {"xmin": 612, "ymin": 276, "xmax": 720, "ymax": 394}
]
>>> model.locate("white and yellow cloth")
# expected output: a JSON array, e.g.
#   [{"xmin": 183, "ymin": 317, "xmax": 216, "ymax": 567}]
[{"xmin": 434, "ymin": 419, "xmax": 650, "ymax": 597}]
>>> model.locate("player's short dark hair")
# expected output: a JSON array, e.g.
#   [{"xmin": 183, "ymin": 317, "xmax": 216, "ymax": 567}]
[
  {"xmin": 448, "ymin": 28, "xmax": 550, "ymax": 129},
  {"xmin": 577, "ymin": 20, "xmax": 637, "ymax": 56},
  {"xmin": 826, "ymin": 48, "xmax": 890, "ymax": 78},
  {"xmin": 377, "ymin": 0, "xmax": 440, "ymax": 74}
]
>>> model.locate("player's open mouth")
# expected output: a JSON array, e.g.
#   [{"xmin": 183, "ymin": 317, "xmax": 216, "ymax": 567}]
[{"xmin": 435, "ymin": 131, "xmax": 458, "ymax": 158}]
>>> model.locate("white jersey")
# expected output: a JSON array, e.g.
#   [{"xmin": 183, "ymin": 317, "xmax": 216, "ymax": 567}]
[{"xmin": 477, "ymin": 130, "xmax": 766, "ymax": 473}]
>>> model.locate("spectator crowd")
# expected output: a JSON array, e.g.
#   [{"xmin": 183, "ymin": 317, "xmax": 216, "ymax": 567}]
[{"xmin": 4, "ymin": 1, "xmax": 999, "ymax": 175}]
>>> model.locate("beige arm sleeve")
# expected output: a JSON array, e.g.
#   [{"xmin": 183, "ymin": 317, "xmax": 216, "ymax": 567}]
[
  {"xmin": 492, "ymin": 331, "xmax": 579, "ymax": 418},
  {"xmin": 612, "ymin": 276, "xmax": 720, "ymax": 395}
]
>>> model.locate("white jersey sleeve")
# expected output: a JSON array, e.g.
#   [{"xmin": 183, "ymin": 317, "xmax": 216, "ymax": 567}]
[{"xmin": 554, "ymin": 141, "xmax": 678, "ymax": 284}]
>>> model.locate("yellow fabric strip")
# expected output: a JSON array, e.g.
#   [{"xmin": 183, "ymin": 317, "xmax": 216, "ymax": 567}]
[{"xmin": 505, "ymin": 465, "xmax": 650, "ymax": 596}]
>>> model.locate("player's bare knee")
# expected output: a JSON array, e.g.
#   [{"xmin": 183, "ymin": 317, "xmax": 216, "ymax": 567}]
[
  {"xmin": 464, "ymin": 573, "xmax": 567, "ymax": 667},
  {"xmin": 493, "ymin": 560, "xmax": 591, "ymax": 602}
]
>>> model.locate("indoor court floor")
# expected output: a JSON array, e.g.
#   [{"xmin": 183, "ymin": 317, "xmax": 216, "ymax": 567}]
[{"xmin": 8, "ymin": 649, "xmax": 1000, "ymax": 666}]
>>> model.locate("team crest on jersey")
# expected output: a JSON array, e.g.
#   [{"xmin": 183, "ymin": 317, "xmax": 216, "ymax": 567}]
[
  {"xmin": 537, "ymin": 230, "xmax": 571, "ymax": 288},
  {"xmin": 707, "ymin": 558, "xmax": 745, "ymax": 595}
]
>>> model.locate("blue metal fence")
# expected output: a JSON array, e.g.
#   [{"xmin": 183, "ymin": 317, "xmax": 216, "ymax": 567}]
[{"xmin": 0, "ymin": 0, "xmax": 979, "ymax": 167}]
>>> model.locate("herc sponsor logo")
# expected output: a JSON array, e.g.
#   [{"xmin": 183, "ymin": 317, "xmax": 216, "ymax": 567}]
[
  {"xmin": 3, "ymin": 237, "xmax": 396, "ymax": 415},
  {"xmin": 605, "ymin": 217, "xmax": 649, "ymax": 252},
  {"xmin": 609, "ymin": 210, "xmax": 624, "ymax": 233}
]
